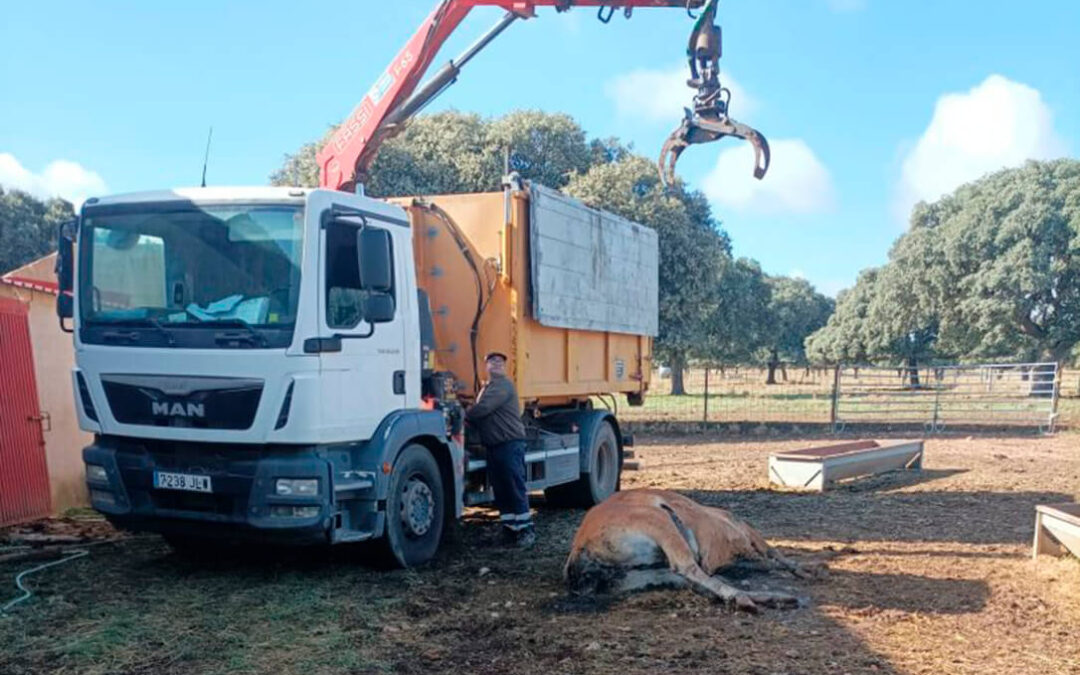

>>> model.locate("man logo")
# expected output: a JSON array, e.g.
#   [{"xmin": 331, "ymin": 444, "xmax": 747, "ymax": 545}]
[{"xmin": 152, "ymin": 401, "xmax": 206, "ymax": 418}]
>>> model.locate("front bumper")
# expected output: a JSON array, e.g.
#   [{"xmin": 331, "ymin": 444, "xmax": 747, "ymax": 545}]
[{"xmin": 83, "ymin": 437, "xmax": 374, "ymax": 545}]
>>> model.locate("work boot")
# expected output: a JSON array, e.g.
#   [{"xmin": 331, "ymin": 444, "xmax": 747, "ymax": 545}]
[
  {"xmin": 512, "ymin": 525, "xmax": 536, "ymax": 549},
  {"xmin": 498, "ymin": 525, "xmax": 518, "ymax": 547}
]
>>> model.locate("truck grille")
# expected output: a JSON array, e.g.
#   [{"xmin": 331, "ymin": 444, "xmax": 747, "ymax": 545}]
[{"xmin": 100, "ymin": 375, "xmax": 263, "ymax": 430}]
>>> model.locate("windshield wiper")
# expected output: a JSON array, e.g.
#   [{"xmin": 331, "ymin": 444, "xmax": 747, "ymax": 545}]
[
  {"xmin": 96, "ymin": 318, "xmax": 176, "ymax": 346},
  {"xmin": 205, "ymin": 319, "xmax": 269, "ymax": 348}
]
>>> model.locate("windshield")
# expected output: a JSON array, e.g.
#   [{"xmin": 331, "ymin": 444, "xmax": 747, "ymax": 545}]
[{"xmin": 78, "ymin": 202, "xmax": 304, "ymax": 349}]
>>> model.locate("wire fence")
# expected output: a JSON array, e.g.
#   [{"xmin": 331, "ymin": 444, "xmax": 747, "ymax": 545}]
[{"xmin": 611, "ymin": 364, "xmax": 1079, "ymax": 432}]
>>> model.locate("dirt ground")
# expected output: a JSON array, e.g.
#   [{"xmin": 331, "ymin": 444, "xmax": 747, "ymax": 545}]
[{"xmin": 2, "ymin": 431, "xmax": 1078, "ymax": 675}]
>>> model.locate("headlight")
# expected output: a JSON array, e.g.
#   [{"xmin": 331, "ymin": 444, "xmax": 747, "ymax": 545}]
[
  {"xmin": 275, "ymin": 478, "xmax": 319, "ymax": 496},
  {"xmin": 86, "ymin": 464, "xmax": 108, "ymax": 484}
]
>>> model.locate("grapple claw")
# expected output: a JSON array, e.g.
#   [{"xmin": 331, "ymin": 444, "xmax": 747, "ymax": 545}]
[
  {"xmin": 657, "ymin": 0, "xmax": 769, "ymax": 190},
  {"xmin": 657, "ymin": 113, "xmax": 771, "ymax": 189},
  {"xmin": 659, "ymin": 116, "xmax": 692, "ymax": 188}
]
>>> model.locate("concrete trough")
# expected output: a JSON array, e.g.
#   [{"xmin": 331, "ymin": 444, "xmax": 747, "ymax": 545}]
[
  {"xmin": 768, "ymin": 439, "xmax": 924, "ymax": 491},
  {"xmin": 1033, "ymin": 503, "xmax": 1080, "ymax": 560}
]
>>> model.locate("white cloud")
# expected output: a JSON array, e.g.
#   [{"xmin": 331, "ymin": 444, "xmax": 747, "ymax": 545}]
[
  {"xmin": 826, "ymin": 0, "xmax": 866, "ymax": 12},
  {"xmin": 896, "ymin": 75, "xmax": 1068, "ymax": 220},
  {"xmin": 605, "ymin": 64, "xmax": 757, "ymax": 125},
  {"xmin": 703, "ymin": 138, "xmax": 835, "ymax": 215},
  {"xmin": 0, "ymin": 153, "xmax": 107, "ymax": 208}
]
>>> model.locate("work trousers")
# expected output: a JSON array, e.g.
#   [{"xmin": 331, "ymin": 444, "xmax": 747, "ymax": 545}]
[{"xmin": 487, "ymin": 439, "xmax": 532, "ymax": 529}]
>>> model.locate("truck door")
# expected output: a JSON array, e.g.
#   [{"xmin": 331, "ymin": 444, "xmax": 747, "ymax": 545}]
[{"xmin": 318, "ymin": 212, "xmax": 407, "ymax": 443}]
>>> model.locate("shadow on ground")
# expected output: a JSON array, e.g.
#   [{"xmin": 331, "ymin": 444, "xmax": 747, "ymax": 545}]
[{"xmin": 681, "ymin": 487, "xmax": 1069, "ymax": 545}]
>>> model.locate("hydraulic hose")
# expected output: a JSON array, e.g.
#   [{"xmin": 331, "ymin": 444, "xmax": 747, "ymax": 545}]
[
  {"xmin": 418, "ymin": 202, "xmax": 495, "ymax": 395},
  {"xmin": 1, "ymin": 549, "xmax": 88, "ymax": 614}
]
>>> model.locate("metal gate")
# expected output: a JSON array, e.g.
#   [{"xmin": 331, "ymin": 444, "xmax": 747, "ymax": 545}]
[
  {"xmin": 833, "ymin": 362, "xmax": 1061, "ymax": 433},
  {"xmin": 0, "ymin": 297, "xmax": 51, "ymax": 525}
]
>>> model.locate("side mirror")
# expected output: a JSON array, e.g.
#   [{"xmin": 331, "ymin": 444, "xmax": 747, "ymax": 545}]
[
  {"xmin": 356, "ymin": 228, "xmax": 392, "ymax": 292},
  {"xmin": 363, "ymin": 293, "xmax": 396, "ymax": 324},
  {"xmin": 57, "ymin": 293, "xmax": 74, "ymax": 320},
  {"xmin": 56, "ymin": 220, "xmax": 76, "ymax": 292},
  {"xmin": 55, "ymin": 219, "xmax": 77, "ymax": 331}
]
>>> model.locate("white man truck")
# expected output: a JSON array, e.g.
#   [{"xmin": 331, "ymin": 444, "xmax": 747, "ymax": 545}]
[{"xmin": 56, "ymin": 180, "xmax": 658, "ymax": 566}]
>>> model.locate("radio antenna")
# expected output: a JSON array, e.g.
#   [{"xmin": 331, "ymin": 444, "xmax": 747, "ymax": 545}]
[{"xmin": 200, "ymin": 127, "xmax": 213, "ymax": 187}]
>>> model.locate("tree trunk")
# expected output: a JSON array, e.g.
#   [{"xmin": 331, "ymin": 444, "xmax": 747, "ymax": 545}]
[
  {"xmin": 906, "ymin": 356, "xmax": 920, "ymax": 388},
  {"xmin": 670, "ymin": 353, "xmax": 687, "ymax": 396},
  {"xmin": 766, "ymin": 349, "xmax": 780, "ymax": 385},
  {"xmin": 780, "ymin": 363, "xmax": 788, "ymax": 382}
]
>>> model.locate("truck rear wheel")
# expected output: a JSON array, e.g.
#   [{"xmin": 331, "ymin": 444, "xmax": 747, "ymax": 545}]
[
  {"xmin": 377, "ymin": 444, "xmax": 445, "ymax": 568},
  {"xmin": 545, "ymin": 421, "xmax": 620, "ymax": 508}
]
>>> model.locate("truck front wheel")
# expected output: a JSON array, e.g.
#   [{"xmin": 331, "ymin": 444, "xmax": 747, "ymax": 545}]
[
  {"xmin": 378, "ymin": 444, "xmax": 445, "ymax": 568},
  {"xmin": 545, "ymin": 420, "xmax": 621, "ymax": 508}
]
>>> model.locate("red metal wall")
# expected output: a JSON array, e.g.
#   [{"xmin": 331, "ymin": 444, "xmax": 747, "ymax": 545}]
[{"xmin": 0, "ymin": 297, "xmax": 51, "ymax": 526}]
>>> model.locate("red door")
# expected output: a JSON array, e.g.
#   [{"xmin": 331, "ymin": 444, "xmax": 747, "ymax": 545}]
[{"xmin": 0, "ymin": 297, "xmax": 51, "ymax": 526}]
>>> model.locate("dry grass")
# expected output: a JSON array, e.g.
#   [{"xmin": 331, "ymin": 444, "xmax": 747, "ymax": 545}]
[{"xmin": 2, "ymin": 430, "xmax": 1078, "ymax": 674}]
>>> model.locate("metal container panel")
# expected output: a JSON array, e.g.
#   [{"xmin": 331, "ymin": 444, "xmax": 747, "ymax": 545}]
[
  {"xmin": 0, "ymin": 297, "xmax": 52, "ymax": 525},
  {"xmin": 528, "ymin": 184, "xmax": 659, "ymax": 337}
]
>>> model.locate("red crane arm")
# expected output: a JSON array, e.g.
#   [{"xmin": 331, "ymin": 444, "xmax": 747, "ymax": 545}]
[{"xmin": 316, "ymin": 1, "xmax": 705, "ymax": 191}]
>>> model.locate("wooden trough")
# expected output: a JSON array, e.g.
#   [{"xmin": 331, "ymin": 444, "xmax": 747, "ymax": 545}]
[
  {"xmin": 768, "ymin": 439, "xmax": 924, "ymax": 491},
  {"xmin": 1033, "ymin": 503, "xmax": 1080, "ymax": 560}
]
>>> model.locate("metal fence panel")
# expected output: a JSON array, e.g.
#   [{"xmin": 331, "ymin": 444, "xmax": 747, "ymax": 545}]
[
  {"xmin": 612, "ymin": 366, "xmax": 835, "ymax": 424},
  {"xmin": 834, "ymin": 362, "xmax": 1060, "ymax": 432},
  {"xmin": 613, "ymin": 363, "xmax": 1074, "ymax": 431}
]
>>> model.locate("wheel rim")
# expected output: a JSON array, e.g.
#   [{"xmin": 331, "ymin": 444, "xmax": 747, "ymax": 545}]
[
  {"xmin": 594, "ymin": 438, "xmax": 618, "ymax": 496},
  {"xmin": 400, "ymin": 475, "xmax": 435, "ymax": 537}
]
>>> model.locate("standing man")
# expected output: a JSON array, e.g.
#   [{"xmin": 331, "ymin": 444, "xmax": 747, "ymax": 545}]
[{"xmin": 466, "ymin": 352, "xmax": 535, "ymax": 547}]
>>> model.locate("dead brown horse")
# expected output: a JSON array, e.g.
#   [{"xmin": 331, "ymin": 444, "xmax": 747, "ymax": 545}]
[{"xmin": 564, "ymin": 489, "xmax": 822, "ymax": 612}]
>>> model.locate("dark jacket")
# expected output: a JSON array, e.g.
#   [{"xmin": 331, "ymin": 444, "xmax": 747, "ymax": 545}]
[{"xmin": 466, "ymin": 373, "xmax": 526, "ymax": 446}]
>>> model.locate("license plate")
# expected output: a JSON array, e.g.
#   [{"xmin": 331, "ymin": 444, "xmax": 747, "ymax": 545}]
[{"xmin": 153, "ymin": 471, "xmax": 212, "ymax": 493}]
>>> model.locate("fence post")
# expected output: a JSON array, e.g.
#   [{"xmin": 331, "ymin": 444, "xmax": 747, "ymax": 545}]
[
  {"xmin": 931, "ymin": 374, "xmax": 941, "ymax": 433},
  {"xmin": 1051, "ymin": 362, "xmax": 1061, "ymax": 433},
  {"xmin": 830, "ymin": 365, "xmax": 841, "ymax": 427},
  {"xmin": 703, "ymin": 367, "xmax": 710, "ymax": 423}
]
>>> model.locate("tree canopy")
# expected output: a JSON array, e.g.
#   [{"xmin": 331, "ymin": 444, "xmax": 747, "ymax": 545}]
[
  {"xmin": 270, "ymin": 110, "xmax": 600, "ymax": 196},
  {"xmin": 758, "ymin": 276, "xmax": 834, "ymax": 383},
  {"xmin": 0, "ymin": 187, "xmax": 73, "ymax": 274},
  {"xmin": 808, "ymin": 159, "xmax": 1080, "ymax": 367}
]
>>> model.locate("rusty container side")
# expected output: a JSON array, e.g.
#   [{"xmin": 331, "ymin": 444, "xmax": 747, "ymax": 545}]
[{"xmin": 395, "ymin": 190, "xmax": 652, "ymax": 407}]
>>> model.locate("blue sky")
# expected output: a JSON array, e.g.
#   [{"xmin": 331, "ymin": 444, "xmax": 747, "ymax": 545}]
[{"xmin": 2, "ymin": 1, "xmax": 1078, "ymax": 295}]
